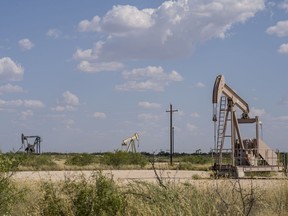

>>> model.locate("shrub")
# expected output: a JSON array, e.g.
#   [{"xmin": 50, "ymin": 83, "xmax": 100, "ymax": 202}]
[
  {"xmin": 0, "ymin": 153, "xmax": 24, "ymax": 215},
  {"xmin": 36, "ymin": 172, "xmax": 126, "ymax": 216},
  {"xmin": 65, "ymin": 153, "xmax": 96, "ymax": 166},
  {"xmin": 19, "ymin": 154, "xmax": 58, "ymax": 170},
  {"xmin": 180, "ymin": 155, "xmax": 212, "ymax": 164}
]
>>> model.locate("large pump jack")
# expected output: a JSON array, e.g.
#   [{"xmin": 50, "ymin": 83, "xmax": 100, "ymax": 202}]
[{"xmin": 212, "ymin": 75, "xmax": 280, "ymax": 176}]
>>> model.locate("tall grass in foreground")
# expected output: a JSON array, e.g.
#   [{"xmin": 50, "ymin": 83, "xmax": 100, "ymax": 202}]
[{"xmin": 4, "ymin": 172, "xmax": 287, "ymax": 216}]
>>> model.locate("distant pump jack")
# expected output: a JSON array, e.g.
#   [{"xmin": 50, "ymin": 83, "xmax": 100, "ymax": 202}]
[
  {"xmin": 21, "ymin": 133, "xmax": 42, "ymax": 154},
  {"xmin": 121, "ymin": 133, "xmax": 139, "ymax": 153}
]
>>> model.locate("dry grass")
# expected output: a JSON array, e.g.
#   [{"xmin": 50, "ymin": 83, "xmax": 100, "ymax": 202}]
[{"xmin": 8, "ymin": 173, "xmax": 288, "ymax": 216}]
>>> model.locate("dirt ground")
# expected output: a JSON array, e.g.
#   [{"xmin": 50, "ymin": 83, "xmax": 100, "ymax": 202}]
[{"xmin": 11, "ymin": 170, "xmax": 287, "ymax": 188}]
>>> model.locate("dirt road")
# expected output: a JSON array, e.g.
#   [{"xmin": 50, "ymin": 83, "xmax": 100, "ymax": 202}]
[
  {"xmin": 11, "ymin": 170, "xmax": 287, "ymax": 188},
  {"xmin": 12, "ymin": 170, "xmax": 209, "ymax": 183}
]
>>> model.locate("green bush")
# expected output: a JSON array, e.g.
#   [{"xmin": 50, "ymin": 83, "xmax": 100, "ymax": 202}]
[
  {"xmin": 101, "ymin": 151, "xmax": 148, "ymax": 168},
  {"xmin": 37, "ymin": 172, "xmax": 126, "ymax": 216},
  {"xmin": 0, "ymin": 153, "xmax": 24, "ymax": 215},
  {"xmin": 180, "ymin": 155, "xmax": 212, "ymax": 164},
  {"xmin": 19, "ymin": 154, "xmax": 58, "ymax": 170},
  {"xmin": 65, "ymin": 153, "xmax": 96, "ymax": 166}
]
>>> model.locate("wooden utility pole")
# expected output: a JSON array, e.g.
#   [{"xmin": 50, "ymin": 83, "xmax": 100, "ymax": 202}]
[{"xmin": 166, "ymin": 104, "xmax": 178, "ymax": 165}]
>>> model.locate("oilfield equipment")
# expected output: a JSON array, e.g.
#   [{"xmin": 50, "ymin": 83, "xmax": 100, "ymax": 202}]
[
  {"xmin": 121, "ymin": 133, "xmax": 139, "ymax": 153},
  {"xmin": 21, "ymin": 133, "xmax": 42, "ymax": 154},
  {"xmin": 212, "ymin": 75, "xmax": 283, "ymax": 177}
]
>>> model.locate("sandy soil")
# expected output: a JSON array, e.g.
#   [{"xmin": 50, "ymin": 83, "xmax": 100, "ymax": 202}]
[
  {"xmin": 11, "ymin": 170, "xmax": 287, "ymax": 188},
  {"xmin": 11, "ymin": 170, "xmax": 209, "ymax": 183}
]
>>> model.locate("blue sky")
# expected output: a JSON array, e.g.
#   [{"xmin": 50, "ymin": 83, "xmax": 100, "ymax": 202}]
[{"xmin": 0, "ymin": 0, "xmax": 288, "ymax": 153}]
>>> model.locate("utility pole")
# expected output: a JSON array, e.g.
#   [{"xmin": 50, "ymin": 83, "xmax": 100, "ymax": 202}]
[{"xmin": 166, "ymin": 104, "xmax": 178, "ymax": 165}]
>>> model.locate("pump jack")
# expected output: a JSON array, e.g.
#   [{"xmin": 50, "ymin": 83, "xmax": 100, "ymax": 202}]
[
  {"xmin": 121, "ymin": 133, "xmax": 139, "ymax": 153},
  {"xmin": 212, "ymin": 75, "xmax": 281, "ymax": 177},
  {"xmin": 21, "ymin": 133, "xmax": 41, "ymax": 154}
]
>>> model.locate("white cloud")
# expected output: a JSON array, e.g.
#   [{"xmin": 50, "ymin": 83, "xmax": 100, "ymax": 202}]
[
  {"xmin": 74, "ymin": 42, "xmax": 104, "ymax": 61},
  {"xmin": 138, "ymin": 113, "xmax": 159, "ymax": 121},
  {"xmin": 168, "ymin": 70, "xmax": 183, "ymax": 81},
  {"xmin": 51, "ymin": 105, "xmax": 76, "ymax": 112},
  {"xmin": 187, "ymin": 122, "xmax": 197, "ymax": 131},
  {"xmin": 101, "ymin": 5, "xmax": 154, "ymax": 35},
  {"xmin": 20, "ymin": 109, "xmax": 33, "ymax": 120},
  {"xmin": 279, "ymin": 0, "xmax": 288, "ymax": 12},
  {"xmin": 0, "ymin": 99, "xmax": 44, "ymax": 108},
  {"xmin": 18, "ymin": 38, "xmax": 34, "ymax": 50},
  {"xmin": 138, "ymin": 101, "xmax": 161, "ymax": 109},
  {"xmin": 0, "ymin": 83, "xmax": 23, "ymax": 94},
  {"xmin": 77, "ymin": 61, "xmax": 124, "ymax": 73},
  {"xmin": 116, "ymin": 66, "xmax": 183, "ymax": 91},
  {"xmin": 196, "ymin": 82, "xmax": 205, "ymax": 88},
  {"xmin": 115, "ymin": 80, "xmax": 163, "ymax": 91},
  {"xmin": 73, "ymin": 49, "xmax": 93, "ymax": 60},
  {"xmin": 23, "ymin": 100, "xmax": 45, "ymax": 108},
  {"xmin": 78, "ymin": 16, "xmax": 101, "ymax": 32},
  {"xmin": 61, "ymin": 118, "xmax": 75, "ymax": 129},
  {"xmin": 47, "ymin": 28, "xmax": 61, "ymax": 38},
  {"xmin": 250, "ymin": 107, "xmax": 266, "ymax": 117},
  {"xmin": 52, "ymin": 91, "xmax": 80, "ymax": 112},
  {"xmin": 278, "ymin": 43, "xmax": 288, "ymax": 54},
  {"xmin": 0, "ymin": 57, "xmax": 24, "ymax": 81},
  {"xmin": 93, "ymin": 112, "xmax": 106, "ymax": 119},
  {"xmin": 266, "ymin": 20, "xmax": 288, "ymax": 37},
  {"xmin": 76, "ymin": 0, "xmax": 265, "ymax": 61},
  {"xmin": 62, "ymin": 91, "xmax": 80, "ymax": 106}
]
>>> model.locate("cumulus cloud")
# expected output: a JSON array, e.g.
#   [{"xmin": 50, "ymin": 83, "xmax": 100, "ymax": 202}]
[
  {"xmin": 78, "ymin": 16, "xmax": 101, "ymax": 32},
  {"xmin": 0, "ymin": 83, "xmax": 23, "ymax": 95},
  {"xmin": 51, "ymin": 105, "xmax": 75, "ymax": 112},
  {"xmin": 0, "ymin": 99, "xmax": 44, "ymax": 108},
  {"xmin": 266, "ymin": 20, "xmax": 288, "ymax": 37},
  {"xmin": 52, "ymin": 91, "xmax": 80, "ymax": 112},
  {"xmin": 74, "ymin": 49, "xmax": 93, "ymax": 60},
  {"xmin": 101, "ymin": 5, "xmax": 154, "ymax": 34},
  {"xmin": 138, "ymin": 101, "xmax": 161, "ymax": 109},
  {"xmin": 278, "ymin": 43, "xmax": 288, "ymax": 54},
  {"xmin": 18, "ymin": 38, "xmax": 34, "ymax": 50},
  {"xmin": 47, "ymin": 28, "xmax": 61, "ymax": 38},
  {"xmin": 116, "ymin": 66, "xmax": 183, "ymax": 91},
  {"xmin": 62, "ymin": 91, "xmax": 80, "ymax": 106},
  {"xmin": 75, "ymin": 0, "xmax": 265, "ymax": 61},
  {"xmin": 77, "ymin": 61, "xmax": 124, "ymax": 73},
  {"xmin": 0, "ymin": 57, "xmax": 24, "ymax": 81},
  {"xmin": 93, "ymin": 112, "xmax": 106, "ymax": 119}
]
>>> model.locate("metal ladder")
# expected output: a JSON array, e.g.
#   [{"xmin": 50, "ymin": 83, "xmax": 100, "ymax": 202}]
[{"xmin": 216, "ymin": 96, "xmax": 227, "ymax": 152}]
